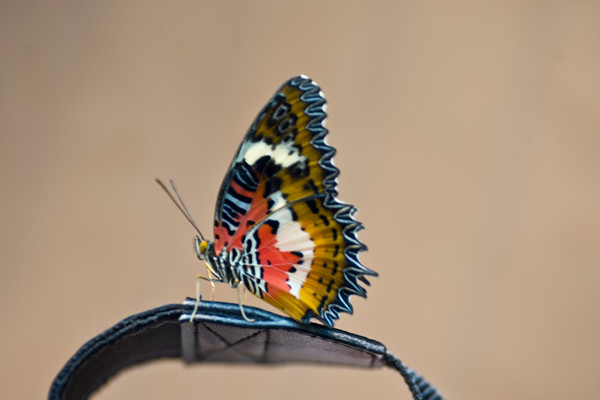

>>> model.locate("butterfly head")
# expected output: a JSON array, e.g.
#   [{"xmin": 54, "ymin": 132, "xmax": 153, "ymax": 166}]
[
  {"xmin": 194, "ymin": 236, "xmax": 210, "ymax": 261},
  {"xmin": 194, "ymin": 236, "xmax": 226, "ymax": 282}
]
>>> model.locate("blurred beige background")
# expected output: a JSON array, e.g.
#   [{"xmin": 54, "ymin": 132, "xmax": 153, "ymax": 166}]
[{"xmin": 1, "ymin": 1, "xmax": 599, "ymax": 399}]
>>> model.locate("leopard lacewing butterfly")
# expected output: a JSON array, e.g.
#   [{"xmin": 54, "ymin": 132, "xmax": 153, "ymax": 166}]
[{"xmin": 160, "ymin": 75, "xmax": 377, "ymax": 326}]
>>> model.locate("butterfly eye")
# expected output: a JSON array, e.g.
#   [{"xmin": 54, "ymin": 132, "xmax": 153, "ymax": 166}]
[{"xmin": 194, "ymin": 236, "xmax": 209, "ymax": 260}]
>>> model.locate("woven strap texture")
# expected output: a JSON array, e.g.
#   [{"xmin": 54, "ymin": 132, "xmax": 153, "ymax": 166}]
[{"xmin": 49, "ymin": 300, "xmax": 444, "ymax": 400}]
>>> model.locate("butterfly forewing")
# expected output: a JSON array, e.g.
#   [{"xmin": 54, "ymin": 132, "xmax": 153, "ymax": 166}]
[{"xmin": 212, "ymin": 75, "xmax": 376, "ymax": 326}]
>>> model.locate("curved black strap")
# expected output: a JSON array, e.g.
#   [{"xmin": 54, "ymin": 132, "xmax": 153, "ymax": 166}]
[{"xmin": 49, "ymin": 299, "xmax": 444, "ymax": 400}]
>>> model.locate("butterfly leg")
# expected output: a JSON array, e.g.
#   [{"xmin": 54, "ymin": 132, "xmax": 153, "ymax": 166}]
[
  {"xmin": 205, "ymin": 263, "xmax": 216, "ymax": 301},
  {"xmin": 189, "ymin": 265, "xmax": 221, "ymax": 322},
  {"xmin": 189, "ymin": 276, "xmax": 202, "ymax": 322},
  {"xmin": 237, "ymin": 285, "xmax": 255, "ymax": 322}
]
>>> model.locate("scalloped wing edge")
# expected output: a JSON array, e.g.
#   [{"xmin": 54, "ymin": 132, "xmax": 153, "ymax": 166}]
[{"xmin": 288, "ymin": 75, "xmax": 378, "ymax": 327}]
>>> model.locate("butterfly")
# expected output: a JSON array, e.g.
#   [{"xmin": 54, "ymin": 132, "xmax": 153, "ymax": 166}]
[{"xmin": 159, "ymin": 75, "xmax": 377, "ymax": 327}]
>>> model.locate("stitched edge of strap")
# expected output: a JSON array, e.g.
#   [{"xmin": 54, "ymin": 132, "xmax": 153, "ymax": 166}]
[{"xmin": 180, "ymin": 297, "xmax": 387, "ymax": 356}]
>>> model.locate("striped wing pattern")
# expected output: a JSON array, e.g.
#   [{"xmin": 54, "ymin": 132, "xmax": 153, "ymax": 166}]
[{"xmin": 212, "ymin": 75, "xmax": 376, "ymax": 326}]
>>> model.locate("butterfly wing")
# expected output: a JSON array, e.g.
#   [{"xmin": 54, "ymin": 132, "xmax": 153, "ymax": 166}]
[{"xmin": 213, "ymin": 75, "xmax": 376, "ymax": 326}]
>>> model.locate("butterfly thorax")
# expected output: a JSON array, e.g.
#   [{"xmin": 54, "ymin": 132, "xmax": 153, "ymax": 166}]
[{"xmin": 196, "ymin": 237, "xmax": 243, "ymax": 288}]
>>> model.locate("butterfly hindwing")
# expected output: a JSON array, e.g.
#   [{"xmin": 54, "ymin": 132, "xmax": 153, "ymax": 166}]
[{"xmin": 212, "ymin": 75, "xmax": 376, "ymax": 326}]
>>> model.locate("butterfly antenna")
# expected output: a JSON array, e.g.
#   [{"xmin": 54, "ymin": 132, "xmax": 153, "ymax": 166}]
[{"xmin": 155, "ymin": 178, "xmax": 205, "ymax": 240}]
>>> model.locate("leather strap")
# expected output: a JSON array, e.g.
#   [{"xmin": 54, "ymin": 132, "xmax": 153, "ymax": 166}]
[{"xmin": 49, "ymin": 299, "xmax": 444, "ymax": 400}]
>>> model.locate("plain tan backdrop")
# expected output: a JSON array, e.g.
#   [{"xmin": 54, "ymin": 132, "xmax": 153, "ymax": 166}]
[{"xmin": 1, "ymin": 1, "xmax": 599, "ymax": 399}]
